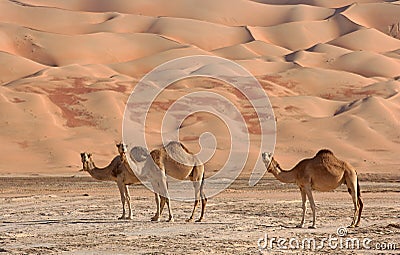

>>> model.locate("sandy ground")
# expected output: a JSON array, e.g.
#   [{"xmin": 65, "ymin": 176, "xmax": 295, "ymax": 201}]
[{"xmin": 1, "ymin": 176, "xmax": 399, "ymax": 254}]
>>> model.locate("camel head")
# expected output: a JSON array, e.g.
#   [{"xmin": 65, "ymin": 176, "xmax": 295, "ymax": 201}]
[
  {"xmin": 262, "ymin": 152, "xmax": 274, "ymax": 172},
  {"xmin": 116, "ymin": 142, "xmax": 128, "ymax": 155},
  {"xmin": 80, "ymin": 152, "xmax": 93, "ymax": 171}
]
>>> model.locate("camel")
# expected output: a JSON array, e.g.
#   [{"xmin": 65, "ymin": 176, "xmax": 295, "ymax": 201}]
[
  {"xmin": 262, "ymin": 149, "xmax": 363, "ymax": 228},
  {"xmin": 116, "ymin": 142, "xmax": 128, "ymax": 159},
  {"xmin": 80, "ymin": 144, "xmax": 140, "ymax": 220},
  {"xmin": 122, "ymin": 141, "xmax": 207, "ymax": 222}
]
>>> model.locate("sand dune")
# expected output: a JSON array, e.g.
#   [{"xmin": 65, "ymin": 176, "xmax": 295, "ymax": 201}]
[
  {"xmin": 13, "ymin": 0, "xmax": 335, "ymax": 26},
  {"xmin": 330, "ymin": 51, "xmax": 400, "ymax": 77},
  {"xmin": 147, "ymin": 17, "xmax": 253, "ymax": 51},
  {"xmin": 342, "ymin": 2, "xmax": 400, "ymax": 34},
  {"xmin": 0, "ymin": 51, "xmax": 45, "ymax": 85},
  {"xmin": 0, "ymin": 22, "xmax": 183, "ymax": 66},
  {"xmin": 248, "ymin": 14, "xmax": 361, "ymax": 51},
  {"xmin": 0, "ymin": 0, "xmax": 399, "ymax": 177},
  {"xmin": 329, "ymin": 28, "xmax": 400, "ymax": 52}
]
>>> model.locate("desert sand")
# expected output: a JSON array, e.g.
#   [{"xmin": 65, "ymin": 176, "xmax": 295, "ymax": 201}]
[{"xmin": 0, "ymin": 0, "xmax": 399, "ymax": 254}]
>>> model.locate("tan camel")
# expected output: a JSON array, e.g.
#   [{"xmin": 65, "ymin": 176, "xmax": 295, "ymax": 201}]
[
  {"xmin": 117, "ymin": 142, "xmax": 128, "ymax": 159},
  {"xmin": 124, "ymin": 141, "xmax": 207, "ymax": 222},
  {"xmin": 80, "ymin": 145, "xmax": 140, "ymax": 220},
  {"xmin": 262, "ymin": 149, "xmax": 363, "ymax": 228}
]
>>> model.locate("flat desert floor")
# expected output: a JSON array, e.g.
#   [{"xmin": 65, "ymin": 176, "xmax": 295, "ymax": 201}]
[{"xmin": 1, "ymin": 176, "xmax": 399, "ymax": 254}]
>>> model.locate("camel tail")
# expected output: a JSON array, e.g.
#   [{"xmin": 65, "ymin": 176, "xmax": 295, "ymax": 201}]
[
  {"xmin": 200, "ymin": 170, "xmax": 205, "ymax": 190},
  {"xmin": 357, "ymin": 177, "xmax": 361, "ymax": 198}
]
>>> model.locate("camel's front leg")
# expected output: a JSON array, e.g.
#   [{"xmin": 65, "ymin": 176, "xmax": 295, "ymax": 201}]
[
  {"xmin": 124, "ymin": 185, "xmax": 133, "ymax": 220},
  {"xmin": 159, "ymin": 196, "xmax": 166, "ymax": 216},
  {"xmin": 117, "ymin": 181, "xmax": 126, "ymax": 220},
  {"xmin": 296, "ymin": 188, "xmax": 307, "ymax": 228},
  {"xmin": 151, "ymin": 193, "xmax": 161, "ymax": 222},
  {"xmin": 305, "ymin": 187, "xmax": 316, "ymax": 229},
  {"xmin": 186, "ymin": 181, "xmax": 200, "ymax": 222},
  {"xmin": 157, "ymin": 171, "xmax": 173, "ymax": 222}
]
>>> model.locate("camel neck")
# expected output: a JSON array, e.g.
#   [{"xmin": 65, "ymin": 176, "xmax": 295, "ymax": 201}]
[
  {"xmin": 87, "ymin": 160, "xmax": 114, "ymax": 181},
  {"xmin": 271, "ymin": 163, "xmax": 297, "ymax": 184}
]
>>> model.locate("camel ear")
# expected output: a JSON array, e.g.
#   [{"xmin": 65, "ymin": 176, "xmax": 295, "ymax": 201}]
[
  {"xmin": 88, "ymin": 153, "xmax": 92, "ymax": 157},
  {"xmin": 268, "ymin": 152, "xmax": 273, "ymax": 158}
]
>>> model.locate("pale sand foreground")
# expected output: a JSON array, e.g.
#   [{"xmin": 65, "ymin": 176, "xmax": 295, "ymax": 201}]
[{"xmin": 0, "ymin": 177, "xmax": 399, "ymax": 254}]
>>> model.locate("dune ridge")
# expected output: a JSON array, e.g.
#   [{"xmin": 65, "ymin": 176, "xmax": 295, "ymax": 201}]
[{"xmin": 0, "ymin": 0, "xmax": 399, "ymax": 176}]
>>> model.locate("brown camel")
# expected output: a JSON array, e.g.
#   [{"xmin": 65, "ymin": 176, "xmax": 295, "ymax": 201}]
[
  {"xmin": 124, "ymin": 141, "xmax": 207, "ymax": 222},
  {"xmin": 80, "ymin": 146, "xmax": 140, "ymax": 220},
  {"xmin": 262, "ymin": 150, "xmax": 363, "ymax": 228}
]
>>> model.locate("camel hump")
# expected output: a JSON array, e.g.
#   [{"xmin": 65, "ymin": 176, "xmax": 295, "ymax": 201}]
[
  {"xmin": 150, "ymin": 149, "xmax": 162, "ymax": 166},
  {"xmin": 316, "ymin": 149, "xmax": 334, "ymax": 157},
  {"xmin": 166, "ymin": 141, "xmax": 191, "ymax": 153}
]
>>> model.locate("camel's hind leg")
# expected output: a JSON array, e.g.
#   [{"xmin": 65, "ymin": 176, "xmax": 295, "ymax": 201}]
[
  {"xmin": 197, "ymin": 171, "xmax": 207, "ymax": 222},
  {"xmin": 346, "ymin": 176, "xmax": 361, "ymax": 228},
  {"xmin": 188, "ymin": 166, "xmax": 206, "ymax": 222},
  {"xmin": 296, "ymin": 188, "xmax": 307, "ymax": 228},
  {"xmin": 355, "ymin": 179, "xmax": 363, "ymax": 227}
]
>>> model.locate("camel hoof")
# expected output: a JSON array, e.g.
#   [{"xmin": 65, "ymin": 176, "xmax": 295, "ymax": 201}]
[
  {"xmin": 151, "ymin": 216, "xmax": 160, "ymax": 222},
  {"xmin": 167, "ymin": 218, "xmax": 174, "ymax": 223},
  {"xmin": 308, "ymin": 226, "xmax": 316, "ymax": 229},
  {"xmin": 195, "ymin": 218, "xmax": 203, "ymax": 223},
  {"xmin": 185, "ymin": 218, "xmax": 194, "ymax": 222},
  {"xmin": 118, "ymin": 216, "xmax": 125, "ymax": 220},
  {"xmin": 296, "ymin": 224, "xmax": 304, "ymax": 228},
  {"xmin": 348, "ymin": 225, "xmax": 356, "ymax": 228}
]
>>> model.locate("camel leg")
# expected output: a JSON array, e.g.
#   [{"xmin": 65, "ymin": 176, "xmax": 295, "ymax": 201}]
[
  {"xmin": 124, "ymin": 185, "xmax": 132, "ymax": 220},
  {"xmin": 151, "ymin": 192, "xmax": 161, "ymax": 222},
  {"xmin": 296, "ymin": 188, "xmax": 307, "ymax": 228},
  {"xmin": 117, "ymin": 181, "xmax": 126, "ymax": 220},
  {"xmin": 346, "ymin": 181, "xmax": 359, "ymax": 228},
  {"xmin": 198, "ymin": 196, "xmax": 207, "ymax": 223},
  {"xmin": 186, "ymin": 181, "xmax": 200, "ymax": 222},
  {"xmin": 304, "ymin": 187, "xmax": 316, "ymax": 229},
  {"xmin": 198, "ymin": 173, "xmax": 207, "ymax": 222},
  {"xmin": 159, "ymin": 196, "xmax": 166, "ymax": 216},
  {"xmin": 164, "ymin": 197, "xmax": 174, "ymax": 222},
  {"xmin": 160, "ymin": 180, "xmax": 174, "ymax": 222},
  {"xmin": 355, "ymin": 197, "xmax": 363, "ymax": 227}
]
